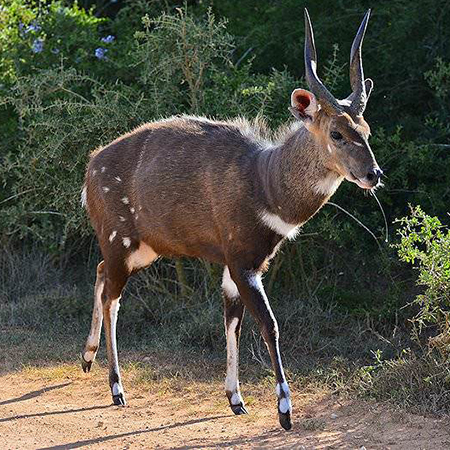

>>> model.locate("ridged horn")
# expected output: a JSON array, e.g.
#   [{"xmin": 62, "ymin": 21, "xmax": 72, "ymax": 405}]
[
  {"xmin": 304, "ymin": 9, "xmax": 342, "ymax": 115},
  {"xmin": 349, "ymin": 9, "xmax": 371, "ymax": 116}
]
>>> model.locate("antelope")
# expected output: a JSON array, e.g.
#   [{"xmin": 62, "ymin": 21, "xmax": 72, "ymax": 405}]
[{"xmin": 81, "ymin": 9, "xmax": 382, "ymax": 430}]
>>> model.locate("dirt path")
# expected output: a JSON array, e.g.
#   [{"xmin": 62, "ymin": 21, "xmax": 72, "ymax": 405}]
[{"xmin": 0, "ymin": 365, "xmax": 449, "ymax": 449}]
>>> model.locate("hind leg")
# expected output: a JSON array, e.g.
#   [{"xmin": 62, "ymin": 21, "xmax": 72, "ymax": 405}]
[
  {"xmin": 222, "ymin": 266, "xmax": 247, "ymax": 415},
  {"xmin": 82, "ymin": 261, "xmax": 105, "ymax": 373}
]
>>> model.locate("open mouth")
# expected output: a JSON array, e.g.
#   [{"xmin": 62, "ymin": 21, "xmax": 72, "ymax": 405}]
[{"xmin": 347, "ymin": 171, "xmax": 375, "ymax": 190}]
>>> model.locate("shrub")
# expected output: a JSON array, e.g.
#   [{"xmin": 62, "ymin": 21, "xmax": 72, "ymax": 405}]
[{"xmin": 395, "ymin": 206, "xmax": 450, "ymax": 345}]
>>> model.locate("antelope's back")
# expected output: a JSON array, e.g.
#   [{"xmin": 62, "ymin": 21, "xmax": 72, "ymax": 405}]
[{"xmin": 84, "ymin": 116, "xmax": 268, "ymax": 262}]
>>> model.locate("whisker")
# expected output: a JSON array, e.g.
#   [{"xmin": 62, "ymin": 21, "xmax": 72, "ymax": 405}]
[
  {"xmin": 327, "ymin": 201, "xmax": 382, "ymax": 251},
  {"xmin": 370, "ymin": 190, "xmax": 389, "ymax": 243}
]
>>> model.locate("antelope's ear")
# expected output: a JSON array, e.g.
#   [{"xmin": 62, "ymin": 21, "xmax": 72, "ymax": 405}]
[
  {"xmin": 289, "ymin": 89, "xmax": 319, "ymax": 122},
  {"xmin": 364, "ymin": 78, "xmax": 374, "ymax": 101}
]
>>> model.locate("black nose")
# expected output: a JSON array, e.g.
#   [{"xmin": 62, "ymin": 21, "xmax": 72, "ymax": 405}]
[{"xmin": 366, "ymin": 168, "xmax": 383, "ymax": 182}]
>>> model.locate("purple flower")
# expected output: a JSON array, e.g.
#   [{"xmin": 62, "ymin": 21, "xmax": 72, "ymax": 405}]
[
  {"xmin": 32, "ymin": 39, "xmax": 44, "ymax": 54},
  {"xmin": 27, "ymin": 21, "xmax": 41, "ymax": 33},
  {"xmin": 101, "ymin": 35, "xmax": 115, "ymax": 44},
  {"xmin": 95, "ymin": 47, "xmax": 108, "ymax": 60},
  {"xmin": 19, "ymin": 22, "xmax": 26, "ymax": 37}
]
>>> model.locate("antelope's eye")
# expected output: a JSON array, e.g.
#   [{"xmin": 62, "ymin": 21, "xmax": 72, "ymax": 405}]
[{"xmin": 330, "ymin": 131, "xmax": 343, "ymax": 141}]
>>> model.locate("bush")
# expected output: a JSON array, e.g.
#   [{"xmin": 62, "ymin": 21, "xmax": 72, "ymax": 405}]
[
  {"xmin": 395, "ymin": 206, "xmax": 450, "ymax": 344},
  {"xmin": 0, "ymin": 2, "xmax": 304, "ymax": 247}
]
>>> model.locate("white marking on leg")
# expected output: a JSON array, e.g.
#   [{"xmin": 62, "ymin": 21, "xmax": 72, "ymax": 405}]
[
  {"xmin": 279, "ymin": 397, "xmax": 292, "ymax": 414},
  {"xmin": 81, "ymin": 186, "xmax": 87, "ymax": 207},
  {"xmin": 276, "ymin": 381, "xmax": 292, "ymax": 414},
  {"xmin": 248, "ymin": 272, "xmax": 264, "ymax": 291},
  {"xmin": 230, "ymin": 392, "xmax": 243, "ymax": 406},
  {"xmin": 275, "ymin": 381, "xmax": 289, "ymax": 397},
  {"xmin": 83, "ymin": 350, "xmax": 96, "ymax": 362},
  {"xmin": 109, "ymin": 231, "xmax": 117, "ymax": 243},
  {"xmin": 225, "ymin": 316, "xmax": 243, "ymax": 405},
  {"xmin": 110, "ymin": 298, "xmax": 123, "ymax": 397},
  {"xmin": 121, "ymin": 197, "xmax": 129, "ymax": 205},
  {"xmin": 222, "ymin": 266, "xmax": 239, "ymax": 299},
  {"xmin": 122, "ymin": 237, "xmax": 131, "ymax": 248},
  {"xmin": 126, "ymin": 242, "xmax": 158, "ymax": 272},
  {"xmin": 259, "ymin": 210, "xmax": 300, "ymax": 240},
  {"xmin": 102, "ymin": 186, "xmax": 110, "ymax": 193},
  {"xmin": 112, "ymin": 382, "xmax": 122, "ymax": 396},
  {"xmin": 85, "ymin": 275, "xmax": 104, "ymax": 362}
]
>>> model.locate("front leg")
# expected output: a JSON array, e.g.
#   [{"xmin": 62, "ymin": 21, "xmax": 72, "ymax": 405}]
[{"xmin": 228, "ymin": 264, "xmax": 292, "ymax": 430}]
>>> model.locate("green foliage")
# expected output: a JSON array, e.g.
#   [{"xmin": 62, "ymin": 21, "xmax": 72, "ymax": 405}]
[
  {"xmin": 0, "ymin": 0, "xmax": 107, "ymax": 85},
  {"xmin": 1, "ymin": 68, "xmax": 149, "ymax": 247},
  {"xmin": 395, "ymin": 206, "xmax": 450, "ymax": 336},
  {"xmin": 134, "ymin": 7, "xmax": 234, "ymax": 115}
]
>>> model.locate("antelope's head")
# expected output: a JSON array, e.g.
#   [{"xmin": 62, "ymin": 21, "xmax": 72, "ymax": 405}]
[{"xmin": 290, "ymin": 9, "xmax": 382, "ymax": 190}]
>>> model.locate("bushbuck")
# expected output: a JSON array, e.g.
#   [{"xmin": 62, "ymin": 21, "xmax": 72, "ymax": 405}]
[{"xmin": 81, "ymin": 9, "xmax": 382, "ymax": 430}]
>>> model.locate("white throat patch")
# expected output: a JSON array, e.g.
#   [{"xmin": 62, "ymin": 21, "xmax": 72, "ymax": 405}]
[{"xmin": 313, "ymin": 171, "xmax": 343, "ymax": 197}]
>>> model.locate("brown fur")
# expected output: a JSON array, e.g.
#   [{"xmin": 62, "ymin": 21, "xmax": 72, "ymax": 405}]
[{"xmin": 85, "ymin": 116, "xmax": 335, "ymax": 271}]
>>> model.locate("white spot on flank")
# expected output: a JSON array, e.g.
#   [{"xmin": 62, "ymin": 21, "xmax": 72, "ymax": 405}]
[
  {"xmin": 222, "ymin": 267, "xmax": 239, "ymax": 299},
  {"xmin": 259, "ymin": 210, "xmax": 300, "ymax": 240},
  {"xmin": 101, "ymin": 166, "xmax": 106, "ymax": 173},
  {"xmin": 122, "ymin": 237, "xmax": 131, "ymax": 248},
  {"xmin": 119, "ymin": 216, "xmax": 126, "ymax": 222},
  {"xmin": 114, "ymin": 176, "xmax": 122, "ymax": 182},
  {"xmin": 126, "ymin": 242, "xmax": 158, "ymax": 271},
  {"xmin": 102, "ymin": 186, "xmax": 110, "ymax": 193},
  {"xmin": 109, "ymin": 231, "xmax": 117, "ymax": 243},
  {"xmin": 130, "ymin": 207, "xmax": 135, "ymax": 214},
  {"xmin": 313, "ymin": 171, "xmax": 343, "ymax": 197},
  {"xmin": 135, "ymin": 214, "xmax": 139, "ymax": 220},
  {"xmin": 121, "ymin": 197, "xmax": 129, "ymax": 205},
  {"xmin": 92, "ymin": 169, "xmax": 97, "ymax": 176},
  {"xmin": 80, "ymin": 186, "xmax": 87, "ymax": 207}
]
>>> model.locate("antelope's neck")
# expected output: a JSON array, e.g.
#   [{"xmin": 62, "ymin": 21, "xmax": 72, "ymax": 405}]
[{"xmin": 256, "ymin": 128, "xmax": 343, "ymax": 226}]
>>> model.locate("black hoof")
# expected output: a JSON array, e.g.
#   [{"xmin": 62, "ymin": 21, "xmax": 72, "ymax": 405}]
[
  {"xmin": 279, "ymin": 410, "xmax": 292, "ymax": 430},
  {"xmin": 81, "ymin": 354, "xmax": 92, "ymax": 373},
  {"xmin": 112, "ymin": 393, "xmax": 126, "ymax": 406},
  {"xmin": 231, "ymin": 404, "xmax": 248, "ymax": 415}
]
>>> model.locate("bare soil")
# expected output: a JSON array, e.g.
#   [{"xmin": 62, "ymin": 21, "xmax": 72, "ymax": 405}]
[{"xmin": 0, "ymin": 364, "xmax": 449, "ymax": 450}]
